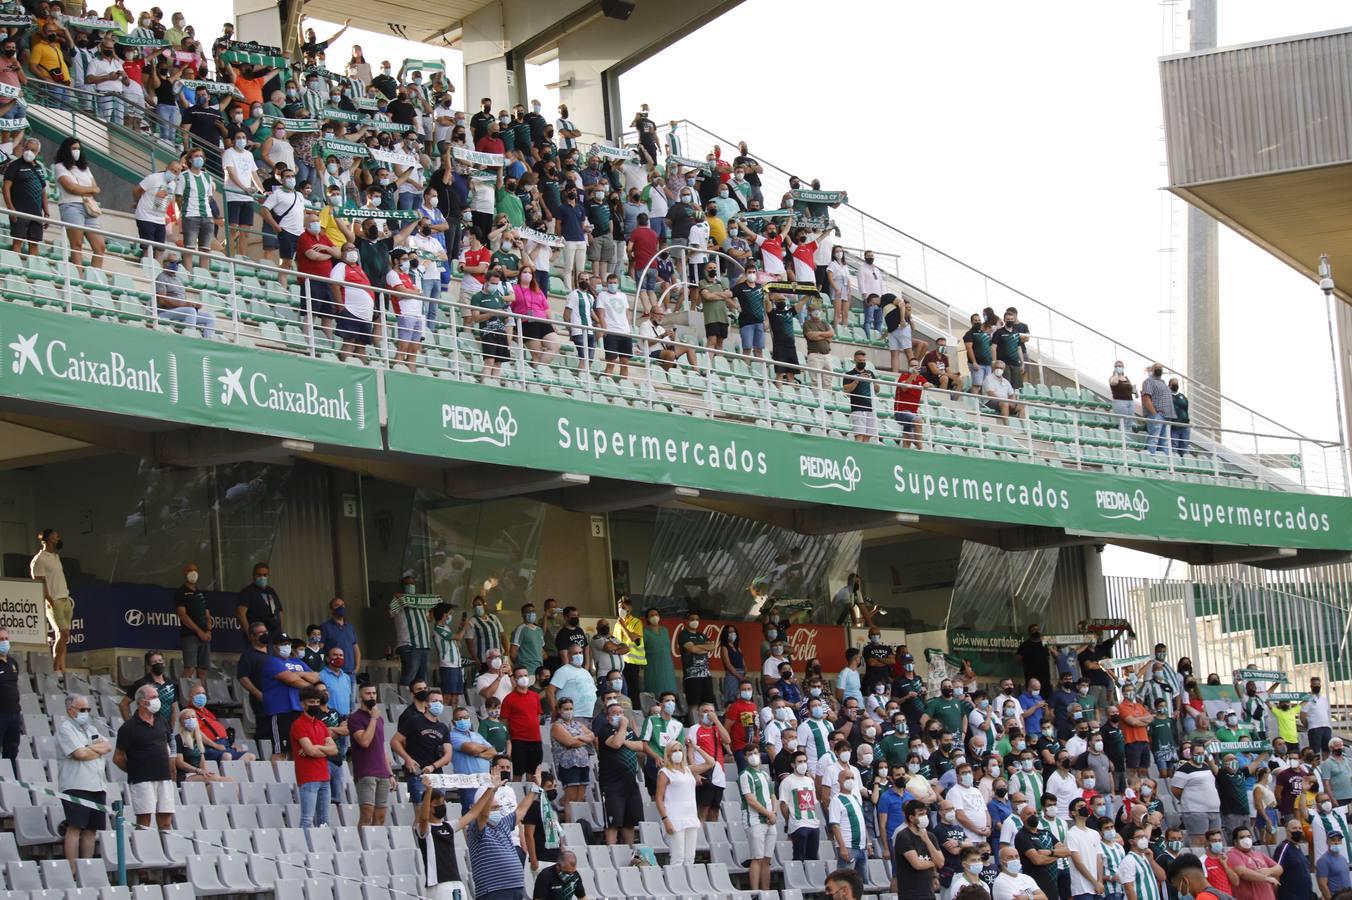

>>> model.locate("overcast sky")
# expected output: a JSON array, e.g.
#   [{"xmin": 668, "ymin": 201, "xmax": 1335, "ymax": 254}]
[{"xmin": 308, "ymin": 2, "xmax": 1351, "ymax": 577}]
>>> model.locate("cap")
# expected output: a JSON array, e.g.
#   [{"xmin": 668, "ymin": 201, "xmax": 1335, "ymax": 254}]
[{"xmin": 271, "ymin": 632, "xmax": 291, "ymax": 644}]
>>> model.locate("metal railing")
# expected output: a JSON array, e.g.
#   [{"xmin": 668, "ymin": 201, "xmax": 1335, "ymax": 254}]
[
  {"xmin": 1105, "ymin": 567, "xmax": 1352, "ymax": 717},
  {"xmin": 0, "ymin": 205, "xmax": 1343, "ymax": 494},
  {"xmin": 655, "ymin": 119, "xmax": 1346, "ymax": 489}
]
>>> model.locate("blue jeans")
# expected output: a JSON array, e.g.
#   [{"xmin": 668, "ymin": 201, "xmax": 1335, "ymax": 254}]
[
  {"xmin": 298, "ymin": 780, "xmax": 330, "ymax": 829},
  {"xmin": 158, "ymin": 306, "xmax": 216, "ymax": 338},
  {"xmin": 838, "ymin": 847, "xmax": 867, "ymax": 877},
  {"xmin": 1145, "ymin": 412, "xmax": 1168, "ymax": 453},
  {"xmin": 329, "ymin": 736, "xmax": 348, "ymax": 797},
  {"xmin": 863, "ymin": 305, "xmax": 883, "ymax": 337},
  {"xmin": 397, "ymin": 646, "xmax": 427, "ymax": 686},
  {"xmin": 407, "ymin": 772, "xmax": 427, "ymax": 806},
  {"xmin": 95, "ymin": 91, "xmax": 123, "ymax": 126},
  {"xmin": 156, "ymin": 103, "xmax": 179, "ymax": 140},
  {"xmin": 1171, "ymin": 423, "xmax": 1191, "ymax": 455},
  {"xmin": 397, "ymin": 192, "xmax": 420, "ymax": 211}
]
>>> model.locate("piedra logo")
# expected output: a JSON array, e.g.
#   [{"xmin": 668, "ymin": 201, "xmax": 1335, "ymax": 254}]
[
  {"xmin": 799, "ymin": 453, "xmax": 862, "ymax": 492},
  {"xmin": 8, "ymin": 330, "xmax": 176, "ymax": 399},
  {"xmin": 441, "ymin": 403, "xmax": 518, "ymax": 448},
  {"xmin": 1095, "ymin": 487, "xmax": 1150, "ymax": 522},
  {"xmin": 204, "ymin": 358, "xmax": 362, "ymax": 425}
]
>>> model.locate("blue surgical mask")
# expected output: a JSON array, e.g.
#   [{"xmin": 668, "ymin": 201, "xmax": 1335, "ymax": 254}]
[
  {"xmin": 192, "ymin": 694, "xmax": 207, "ymax": 708},
  {"xmin": 570, "ymin": 654, "xmax": 583, "ymax": 667},
  {"xmin": 255, "ymin": 576, "xmax": 268, "ymax": 589},
  {"xmin": 453, "ymin": 717, "xmax": 470, "ymax": 731},
  {"xmin": 75, "ymin": 712, "xmax": 90, "ymax": 726},
  {"xmin": 610, "ymin": 679, "xmax": 623, "ymax": 691},
  {"xmin": 403, "ymin": 584, "xmax": 415, "ymax": 595},
  {"xmin": 0, "ymin": 640, "xmax": 9, "ymax": 655},
  {"xmin": 662, "ymin": 700, "xmax": 676, "ymax": 716},
  {"xmin": 812, "ymin": 705, "xmax": 826, "ymax": 719},
  {"xmin": 525, "ymin": 613, "xmax": 537, "ymax": 624},
  {"xmin": 487, "ymin": 811, "xmax": 506, "ymax": 826}
]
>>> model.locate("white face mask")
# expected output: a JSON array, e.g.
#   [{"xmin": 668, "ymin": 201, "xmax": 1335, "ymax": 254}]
[
  {"xmin": 185, "ymin": 570, "xmax": 198, "ymax": 584},
  {"xmin": 344, "ymin": 251, "xmax": 359, "ymax": 264},
  {"xmin": 670, "ymin": 750, "xmax": 683, "ymax": 765}
]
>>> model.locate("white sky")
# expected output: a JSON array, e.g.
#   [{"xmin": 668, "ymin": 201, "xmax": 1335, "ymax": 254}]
[{"xmin": 301, "ymin": 3, "xmax": 1350, "ymax": 578}]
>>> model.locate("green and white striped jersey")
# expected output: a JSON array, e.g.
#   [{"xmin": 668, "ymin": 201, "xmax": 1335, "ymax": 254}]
[
  {"xmin": 738, "ymin": 766, "xmax": 774, "ymax": 826},
  {"xmin": 1013, "ymin": 770, "xmax": 1043, "ymax": 808},
  {"xmin": 1102, "ymin": 839, "xmax": 1127, "ymax": 885},
  {"xmin": 798, "ymin": 719, "xmax": 832, "ymax": 766},
  {"xmin": 1118, "ymin": 850, "xmax": 1162, "ymax": 900},
  {"xmin": 828, "ymin": 792, "xmax": 866, "ymax": 850}
]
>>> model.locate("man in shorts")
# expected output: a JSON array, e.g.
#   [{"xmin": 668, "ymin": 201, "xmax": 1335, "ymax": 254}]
[
  {"xmin": 57, "ymin": 693, "xmax": 112, "ymax": 867},
  {"xmin": 468, "ymin": 268, "xmax": 512, "ymax": 380},
  {"xmin": 31, "ymin": 527, "xmax": 73, "ymax": 672},
  {"xmin": 594, "ymin": 274, "xmax": 633, "ymax": 380},
  {"xmin": 114, "ymin": 684, "xmax": 175, "ymax": 829},
  {"xmin": 695, "ymin": 263, "xmax": 734, "ymax": 352},
  {"xmin": 597, "ymin": 701, "xmax": 645, "ymax": 846},
  {"xmin": 347, "ymin": 683, "xmax": 392, "ymax": 825},
  {"xmin": 739, "ymin": 745, "xmax": 777, "ymax": 892},
  {"xmin": 842, "ymin": 351, "xmax": 879, "ymax": 443},
  {"xmin": 4, "ymin": 137, "xmax": 47, "ymax": 257}
]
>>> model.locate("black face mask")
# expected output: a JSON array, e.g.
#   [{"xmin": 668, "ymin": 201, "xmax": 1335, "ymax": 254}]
[
  {"xmin": 994, "ymin": 787, "xmax": 1008, "ymax": 797},
  {"xmin": 150, "ymin": 663, "xmax": 165, "ymax": 676},
  {"xmin": 305, "ymin": 706, "xmax": 323, "ymax": 718},
  {"xmin": 567, "ymin": 616, "xmax": 579, "ymax": 626},
  {"xmin": 413, "ymin": 690, "xmax": 430, "ymax": 703},
  {"xmin": 363, "ymin": 698, "xmax": 377, "ymax": 709},
  {"xmin": 430, "ymin": 803, "xmax": 446, "ymax": 818}
]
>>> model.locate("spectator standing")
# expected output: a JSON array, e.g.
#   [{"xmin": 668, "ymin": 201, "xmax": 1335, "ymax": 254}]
[
  {"xmin": 120, "ymin": 649, "xmax": 179, "ymax": 726},
  {"xmin": 523, "ymin": 773, "xmax": 567, "ymax": 879},
  {"xmin": 991, "ymin": 307, "xmax": 1031, "ymax": 389},
  {"xmin": 31, "ymin": 528, "xmax": 73, "ymax": 672},
  {"xmin": 597, "ymin": 701, "xmax": 645, "ymax": 846},
  {"xmin": 843, "ymin": 350, "xmax": 879, "ymax": 443},
  {"xmin": 1109, "ymin": 362, "xmax": 1136, "ymax": 433},
  {"xmin": 393, "ymin": 684, "xmax": 453, "ymax": 806},
  {"xmin": 963, "ymin": 314, "xmax": 995, "ymax": 391},
  {"xmin": 1169, "ymin": 379, "xmax": 1192, "ymax": 455},
  {"xmin": 133, "ymin": 160, "xmax": 183, "ymax": 259},
  {"xmin": 475, "ymin": 648, "xmax": 513, "ymax": 715},
  {"xmin": 177, "ymin": 148, "xmax": 216, "ymax": 272},
  {"xmin": 431, "ymin": 604, "xmax": 468, "ymax": 707},
  {"xmin": 1140, "ymin": 364, "xmax": 1176, "ymax": 455},
  {"xmin": 222, "ymin": 129, "xmax": 263, "ymax": 257},
  {"xmin": 553, "ymin": 606, "xmax": 589, "ymax": 673},
  {"xmin": 803, "ymin": 304, "xmax": 835, "ymax": 388},
  {"xmin": 468, "ymin": 595, "xmax": 507, "ymax": 668},
  {"xmin": 827, "ymin": 245, "xmax": 851, "ymax": 326},
  {"xmin": 676, "ymin": 611, "xmax": 717, "ymax": 713},
  {"xmin": 346, "ymin": 683, "xmax": 392, "ymax": 827},
  {"xmin": 86, "ymin": 32, "xmax": 128, "ymax": 124},
  {"xmin": 4, "ymin": 139, "xmax": 48, "ymax": 258},
  {"xmin": 1302, "ymin": 677, "xmax": 1332, "ymax": 758},
  {"xmin": 656, "ymin": 741, "xmax": 700, "ymax": 864},
  {"xmin": 391, "ymin": 575, "xmax": 432, "ymax": 687},
  {"xmin": 502, "ymin": 666, "xmax": 544, "ymax": 777},
  {"xmin": 1273, "ymin": 819, "xmax": 1312, "ymax": 900},
  {"xmin": 0, "ymin": 630, "xmax": 18, "ymax": 761},
  {"xmin": 1320, "ymin": 740, "xmax": 1352, "ymax": 809},
  {"xmin": 236, "ymin": 562, "xmax": 283, "ymax": 635},
  {"xmin": 564, "ymin": 273, "xmax": 597, "ymax": 363},
  {"xmin": 548, "ymin": 647, "xmax": 596, "ymax": 721},
  {"xmin": 740, "ymin": 747, "xmax": 777, "ymax": 892},
  {"xmin": 260, "ymin": 168, "xmax": 306, "ymax": 288},
  {"xmin": 467, "ymin": 761, "xmax": 538, "ymax": 900},
  {"xmin": 57, "ymin": 693, "xmax": 111, "ymax": 871},
  {"xmin": 319, "ymin": 596, "xmax": 360, "ymax": 675},
  {"xmin": 613, "ymin": 595, "xmax": 646, "ymax": 706},
  {"xmin": 894, "ymin": 360, "xmax": 928, "ymax": 450},
  {"xmin": 1226, "ymin": 826, "xmax": 1282, "ymax": 900},
  {"xmin": 779, "ymin": 750, "xmax": 822, "ymax": 861},
  {"xmin": 114, "ymin": 684, "xmax": 175, "ymax": 829},
  {"xmin": 292, "ymin": 685, "xmax": 338, "ymax": 830},
  {"xmin": 235, "ymin": 622, "xmax": 271, "ymax": 744},
  {"xmin": 261, "ymin": 632, "xmax": 320, "ymax": 760},
  {"xmin": 595, "ymin": 274, "xmax": 634, "ymax": 379},
  {"xmin": 319, "ymin": 648, "xmax": 353, "ymax": 782},
  {"xmin": 644, "ymin": 609, "xmax": 678, "ymax": 701},
  {"xmin": 173, "ymin": 563, "xmax": 211, "ymax": 681}
]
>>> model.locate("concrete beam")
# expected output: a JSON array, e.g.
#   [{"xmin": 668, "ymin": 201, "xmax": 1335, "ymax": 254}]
[
  {"xmin": 565, "ymin": 482, "xmax": 699, "ymax": 513},
  {"xmin": 444, "ymin": 466, "xmax": 589, "ymax": 500},
  {"xmin": 790, "ymin": 507, "xmax": 920, "ymax": 536},
  {"xmin": 154, "ymin": 430, "xmax": 309, "ymax": 467}
]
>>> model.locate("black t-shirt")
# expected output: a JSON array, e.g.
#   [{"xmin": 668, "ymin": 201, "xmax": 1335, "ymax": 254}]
[
  {"xmin": 883, "ymin": 299, "xmax": 904, "ymax": 332},
  {"xmin": 236, "ymin": 647, "xmax": 269, "ymax": 715},
  {"xmin": 595, "ymin": 720, "xmax": 639, "ymax": 788},
  {"xmin": 116, "ymin": 715, "xmax": 173, "ymax": 783},
  {"xmin": 174, "ymin": 586, "xmax": 209, "ymax": 635},
  {"xmin": 992, "ymin": 323, "xmax": 1030, "ymax": 364},
  {"xmin": 396, "ymin": 707, "xmax": 451, "ymax": 768},
  {"xmin": 238, "ymin": 583, "xmax": 283, "ymax": 633},
  {"xmin": 1016, "ymin": 638, "xmax": 1050, "ymax": 683},
  {"xmin": 1215, "ymin": 769, "xmax": 1248, "ymax": 815},
  {"xmin": 732, "ymin": 282, "xmax": 764, "ymax": 327},
  {"xmin": 418, "ymin": 820, "xmax": 461, "ymax": 883},
  {"xmin": 555, "ymin": 625, "xmax": 587, "ymax": 658},
  {"xmin": 387, "ymin": 100, "xmax": 417, "ymax": 127},
  {"xmin": 733, "ymin": 154, "xmax": 761, "ymax": 187},
  {"xmin": 891, "ymin": 827, "xmax": 937, "ymax": 900},
  {"xmin": 524, "ymin": 112, "xmax": 548, "ymax": 144},
  {"xmin": 843, "ymin": 368, "xmax": 875, "ymax": 412},
  {"xmin": 522, "ymin": 797, "xmax": 560, "ymax": 864},
  {"xmin": 470, "ymin": 110, "xmax": 495, "ymax": 141},
  {"xmin": 1014, "ymin": 825, "xmax": 1058, "ymax": 900},
  {"xmin": 5, "ymin": 159, "xmax": 45, "ymax": 214},
  {"xmin": 933, "ymin": 823, "xmax": 967, "ymax": 878},
  {"xmin": 0, "ymin": 656, "xmax": 18, "ymax": 714},
  {"xmin": 666, "ymin": 202, "xmax": 694, "ymax": 240},
  {"xmin": 370, "ymin": 73, "xmax": 398, "ymax": 99},
  {"xmin": 533, "ymin": 865, "xmax": 584, "ymax": 900},
  {"xmin": 185, "ymin": 105, "xmax": 225, "ymax": 145}
]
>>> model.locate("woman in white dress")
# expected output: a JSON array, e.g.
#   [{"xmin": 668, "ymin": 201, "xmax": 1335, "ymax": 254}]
[{"xmin": 655, "ymin": 740, "xmax": 700, "ymax": 865}]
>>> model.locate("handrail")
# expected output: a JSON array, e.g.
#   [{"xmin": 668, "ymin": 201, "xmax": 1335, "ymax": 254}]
[
  {"xmin": 1, "ymin": 204, "xmax": 1342, "ymax": 496},
  {"xmin": 666, "ymin": 117, "xmax": 1333, "ymax": 447}
]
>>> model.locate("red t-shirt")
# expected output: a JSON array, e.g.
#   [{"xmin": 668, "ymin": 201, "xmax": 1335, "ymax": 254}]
[
  {"xmin": 724, "ymin": 699, "xmax": 757, "ymax": 751},
  {"xmin": 475, "ymin": 135, "xmax": 505, "ymax": 155},
  {"xmin": 296, "ymin": 231, "xmax": 335, "ymax": 278},
  {"xmin": 629, "ymin": 226, "xmax": 658, "ymax": 271},
  {"xmin": 290, "ymin": 714, "xmax": 331, "ymax": 784},
  {"xmin": 500, "ymin": 689, "xmax": 542, "ymax": 742},
  {"xmin": 1203, "ymin": 856, "xmax": 1233, "ymax": 894},
  {"xmin": 894, "ymin": 372, "xmax": 925, "ymax": 414}
]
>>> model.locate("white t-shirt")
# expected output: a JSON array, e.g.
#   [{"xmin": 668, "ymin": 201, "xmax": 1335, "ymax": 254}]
[
  {"xmin": 777, "ymin": 773, "xmax": 820, "ymax": 833},
  {"xmin": 86, "ymin": 54, "xmax": 124, "ymax": 93},
  {"xmin": 386, "ymin": 270, "xmax": 423, "ymax": 319},
  {"xmin": 857, "ymin": 263, "xmax": 884, "ymax": 297},
  {"xmin": 1065, "ymin": 825, "xmax": 1104, "ymax": 895},
  {"xmin": 54, "ymin": 164, "xmax": 95, "ymax": 206},
  {"xmin": 329, "ymin": 262, "xmax": 374, "ymax": 322},
  {"xmin": 999, "ymin": 814, "xmax": 1022, "ymax": 848},
  {"xmin": 984, "ymin": 375, "xmax": 1016, "ymax": 401},
  {"xmin": 135, "ymin": 170, "xmax": 178, "ymax": 224},
  {"xmin": 222, "ymin": 147, "xmax": 258, "ymax": 201},
  {"xmin": 637, "ymin": 318, "xmax": 664, "ymax": 356},
  {"xmin": 595, "ymin": 289, "xmax": 630, "ymax": 334},
  {"xmin": 474, "ymin": 670, "xmax": 511, "ymax": 712},
  {"xmin": 1172, "ymin": 765, "xmax": 1221, "ymax": 813},
  {"xmin": 687, "ymin": 222, "xmax": 710, "ymax": 264},
  {"xmin": 263, "ymin": 188, "xmax": 305, "ymax": 236},
  {"xmin": 763, "ymin": 655, "xmax": 787, "ymax": 679},
  {"xmin": 1046, "ymin": 770, "xmax": 1079, "ymax": 819},
  {"xmin": 993, "ymin": 871, "xmax": 1042, "ymax": 900},
  {"xmin": 1305, "ymin": 694, "xmax": 1331, "ymax": 729},
  {"xmin": 30, "ymin": 548, "xmax": 69, "ymax": 599},
  {"xmin": 994, "ymin": 694, "xmax": 1025, "ymax": 730},
  {"xmin": 949, "ymin": 783, "xmax": 990, "ymax": 843}
]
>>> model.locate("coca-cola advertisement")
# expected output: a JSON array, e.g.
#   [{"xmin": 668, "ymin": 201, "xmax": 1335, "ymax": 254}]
[{"xmin": 657, "ymin": 617, "xmax": 848, "ymax": 672}]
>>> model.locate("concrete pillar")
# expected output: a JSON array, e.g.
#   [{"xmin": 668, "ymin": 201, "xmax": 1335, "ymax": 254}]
[
  {"xmin": 1186, "ymin": 0, "xmax": 1220, "ymax": 429},
  {"xmin": 463, "ymin": 1, "xmax": 516, "ymax": 115},
  {"xmin": 1082, "ymin": 544, "xmax": 1109, "ymax": 620}
]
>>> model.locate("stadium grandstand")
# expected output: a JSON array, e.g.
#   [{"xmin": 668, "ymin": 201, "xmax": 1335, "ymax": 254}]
[{"xmin": 0, "ymin": 3, "xmax": 1350, "ymax": 900}]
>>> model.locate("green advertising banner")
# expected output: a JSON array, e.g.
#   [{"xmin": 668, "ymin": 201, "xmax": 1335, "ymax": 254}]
[
  {"xmin": 0, "ymin": 303, "xmax": 379, "ymax": 449},
  {"xmin": 946, "ymin": 630, "xmax": 1022, "ymax": 678},
  {"xmin": 382, "ymin": 375, "xmax": 1352, "ymax": 550}
]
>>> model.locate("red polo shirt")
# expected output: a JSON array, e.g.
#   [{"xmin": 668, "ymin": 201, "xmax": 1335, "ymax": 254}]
[
  {"xmin": 290, "ymin": 714, "xmax": 331, "ymax": 784},
  {"xmin": 500, "ymin": 688, "xmax": 542, "ymax": 743},
  {"xmin": 724, "ymin": 699, "xmax": 758, "ymax": 751}
]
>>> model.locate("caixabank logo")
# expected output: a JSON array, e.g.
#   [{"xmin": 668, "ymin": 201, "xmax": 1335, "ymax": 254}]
[
  {"xmin": 8, "ymin": 329, "xmax": 178, "ymax": 399},
  {"xmin": 799, "ymin": 454, "xmax": 862, "ymax": 492},
  {"xmin": 203, "ymin": 357, "xmax": 365, "ymax": 426}
]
